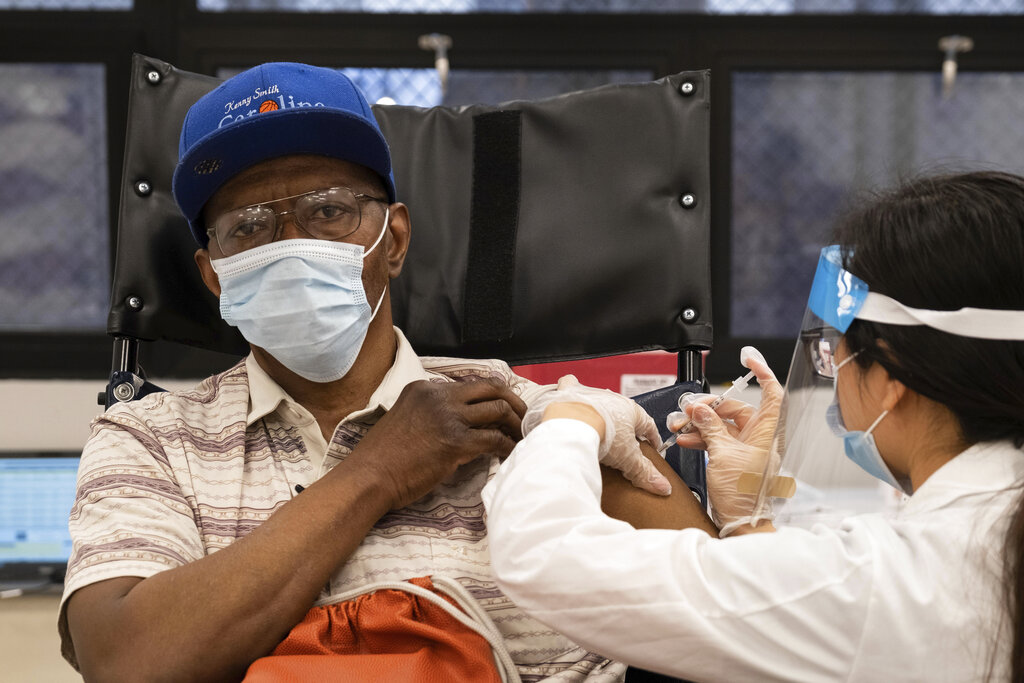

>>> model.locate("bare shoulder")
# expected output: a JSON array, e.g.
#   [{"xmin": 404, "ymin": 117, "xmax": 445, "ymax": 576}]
[{"xmin": 599, "ymin": 441, "xmax": 718, "ymax": 535}]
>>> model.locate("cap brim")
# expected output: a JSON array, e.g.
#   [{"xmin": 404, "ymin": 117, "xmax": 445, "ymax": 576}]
[{"xmin": 172, "ymin": 107, "xmax": 395, "ymax": 246}]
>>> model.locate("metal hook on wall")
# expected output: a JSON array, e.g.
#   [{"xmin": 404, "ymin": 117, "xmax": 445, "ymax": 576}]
[
  {"xmin": 418, "ymin": 33, "xmax": 453, "ymax": 96},
  {"xmin": 938, "ymin": 34, "xmax": 973, "ymax": 100}
]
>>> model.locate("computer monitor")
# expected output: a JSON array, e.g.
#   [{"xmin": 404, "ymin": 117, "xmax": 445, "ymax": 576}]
[{"xmin": 0, "ymin": 452, "xmax": 79, "ymax": 590}]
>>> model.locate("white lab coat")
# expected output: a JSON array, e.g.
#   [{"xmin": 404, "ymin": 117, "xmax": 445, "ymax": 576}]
[{"xmin": 482, "ymin": 419, "xmax": 1024, "ymax": 683}]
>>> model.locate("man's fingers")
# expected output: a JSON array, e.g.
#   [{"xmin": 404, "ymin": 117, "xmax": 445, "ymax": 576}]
[
  {"xmin": 449, "ymin": 376, "xmax": 507, "ymax": 401},
  {"xmin": 463, "ymin": 399, "xmax": 524, "ymax": 438},
  {"xmin": 470, "ymin": 428, "xmax": 519, "ymax": 461},
  {"xmin": 452, "ymin": 377, "xmax": 528, "ymax": 418},
  {"xmin": 447, "ymin": 426, "xmax": 518, "ymax": 465},
  {"xmin": 506, "ymin": 391, "xmax": 529, "ymax": 419}
]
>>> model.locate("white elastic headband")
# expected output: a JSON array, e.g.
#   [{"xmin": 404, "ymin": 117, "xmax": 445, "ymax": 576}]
[{"xmin": 858, "ymin": 292, "xmax": 1024, "ymax": 340}]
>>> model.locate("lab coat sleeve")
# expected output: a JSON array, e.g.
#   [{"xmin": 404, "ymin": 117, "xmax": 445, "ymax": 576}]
[{"xmin": 481, "ymin": 419, "xmax": 875, "ymax": 682}]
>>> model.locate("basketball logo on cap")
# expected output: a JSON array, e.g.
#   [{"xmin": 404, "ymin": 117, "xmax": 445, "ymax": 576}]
[{"xmin": 259, "ymin": 100, "xmax": 279, "ymax": 113}]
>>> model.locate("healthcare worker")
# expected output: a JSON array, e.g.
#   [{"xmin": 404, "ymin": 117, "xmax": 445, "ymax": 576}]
[{"xmin": 482, "ymin": 171, "xmax": 1024, "ymax": 682}]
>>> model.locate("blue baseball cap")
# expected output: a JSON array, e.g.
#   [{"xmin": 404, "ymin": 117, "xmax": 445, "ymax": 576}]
[{"xmin": 171, "ymin": 62, "xmax": 397, "ymax": 246}]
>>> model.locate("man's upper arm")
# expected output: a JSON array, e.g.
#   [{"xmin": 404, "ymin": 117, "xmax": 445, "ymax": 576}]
[
  {"xmin": 61, "ymin": 576, "xmax": 142, "ymax": 671},
  {"xmin": 600, "ymin": 441, "xmax": 718, "ymax": 535},
  {"xmin": 510, "ymin": 371, "xmax": 718, "ymax": 534},
  {"xmin": 60, "ymin": 410, "xmax": 205, "ymax": 666}
]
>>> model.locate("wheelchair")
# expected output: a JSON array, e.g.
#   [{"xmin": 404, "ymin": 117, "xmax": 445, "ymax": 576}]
[{"xmin": 104, "ymin": 54, "xmax": 713, "ymax": 683}]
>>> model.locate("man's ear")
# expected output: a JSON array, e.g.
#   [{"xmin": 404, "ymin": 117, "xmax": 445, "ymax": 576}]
[
  {"xmin": 385, "ymin": 203, "xmax": 411, "ymax": 279},
  {"xmin": 195, "ymin": 249, "xmax": 221, "ymax": 298}
]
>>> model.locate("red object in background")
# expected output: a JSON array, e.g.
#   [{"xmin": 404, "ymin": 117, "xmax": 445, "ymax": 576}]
[{"xmin": 512, "ymin": 351, "xmax": 678, "ymax": 397}]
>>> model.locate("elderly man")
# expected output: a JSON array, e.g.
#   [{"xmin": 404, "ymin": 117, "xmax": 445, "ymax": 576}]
[{"xmin": 59, "ymin": 62, "xmax": 712, "ymax": 682}]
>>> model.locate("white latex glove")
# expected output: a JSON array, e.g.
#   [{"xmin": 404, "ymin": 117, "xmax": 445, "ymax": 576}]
[
  {"xmin": 666, "ymin": 347, "xmax": 784, "ymax": 536},
  {"xmin": 523, "ymin": 375, "xmax": 672, "ymax": 496}
]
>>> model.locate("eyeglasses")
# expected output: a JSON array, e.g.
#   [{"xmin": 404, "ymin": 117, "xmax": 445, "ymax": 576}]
[
  {"xmin": 801, "ymin": 326, "xmax": 845, "ymax": 379},
  {"xmin": 206, "ymin": 186, "xmax": 389, "ymax": 256}
]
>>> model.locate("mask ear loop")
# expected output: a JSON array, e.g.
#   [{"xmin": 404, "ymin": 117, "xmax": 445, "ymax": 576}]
[
  {"xmin": 363, "ymin": 206, "xmax": 390, "ymax": 259},
  {"xmin": 365, "ymin": 206, "xmax": 391, "ymax": 323},
  {"xmin": 865, "ymin": 409, "xmax": 889, "ymax": 435},
  {"xmin": 369, "ymin": 283, "xmax": 388, "ymax": 321},
  {"xmin": 831, "ymin": 350, "xmax": 861, "ymax": 393},
  {"xmin": 833, "ymin": 349, "xmax": 889, "ymax": 436}
]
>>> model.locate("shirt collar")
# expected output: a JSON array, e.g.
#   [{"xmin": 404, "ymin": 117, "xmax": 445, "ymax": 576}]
[
  {"xmin": 900, "ymin": 440, "xmax": 1024, "ymax": 516},
  {"xmin": 245, "ymin": 326, "xmax": 430, "ymax": 427},
  {"xmin": 245, "ymin": 353, "xmax": 311, "ymax": 427},
  {"xmin": 340, "ymin": 326, "xmax": 431, "ymax": 424}
]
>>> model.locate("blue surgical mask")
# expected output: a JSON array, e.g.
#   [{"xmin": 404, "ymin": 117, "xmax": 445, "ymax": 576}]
[
  {"xmin": 825, "ymin": 354, "xmax": 908, "ymax": 494},
  {"xmin": 211, "ymin": 208, "xmax": 389, "ymax": 383}
]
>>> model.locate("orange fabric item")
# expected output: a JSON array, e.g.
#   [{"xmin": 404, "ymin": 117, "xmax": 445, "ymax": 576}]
[{"xmin": 243, "ymin": 576, "xmax": 504, "ymax": 683}]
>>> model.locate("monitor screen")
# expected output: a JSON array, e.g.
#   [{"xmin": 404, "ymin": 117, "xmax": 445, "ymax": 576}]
[{"xmin": 0, "ymin": 453, "xmax": 79, "ymax": 575}]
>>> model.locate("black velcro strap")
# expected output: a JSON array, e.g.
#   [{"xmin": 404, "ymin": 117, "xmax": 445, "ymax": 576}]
[{"xmin": 463, "ymin": 110, "xmax": 523, "ymax": 344}]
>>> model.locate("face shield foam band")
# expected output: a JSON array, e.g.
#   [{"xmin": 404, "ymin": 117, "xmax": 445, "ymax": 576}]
[{"xmin": 809, "ymin": 245, "xmax": 1024, "ymax": 340}]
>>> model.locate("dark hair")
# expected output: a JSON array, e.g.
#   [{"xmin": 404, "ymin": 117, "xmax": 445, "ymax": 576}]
[{"xmin": 833, "ymin": 170, "xmax": 1024, "ymax": 680}]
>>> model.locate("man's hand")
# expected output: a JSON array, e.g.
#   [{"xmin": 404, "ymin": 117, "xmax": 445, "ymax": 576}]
[{"xmin": 350, "ymin": 378, "xmax": 527, "ymax": 510}]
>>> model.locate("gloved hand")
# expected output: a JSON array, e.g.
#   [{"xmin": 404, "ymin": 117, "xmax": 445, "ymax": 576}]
[
  {"xmin": 666, "ymin": 347, "xmax": 785, "ymax": 536},
  {"xmin": 523, "ymin": 375, "xmax": 672, "ymax": 496}
]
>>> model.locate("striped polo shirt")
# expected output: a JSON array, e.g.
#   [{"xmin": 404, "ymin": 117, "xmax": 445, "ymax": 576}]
[{"xmin": 59, "ymin": 328, "xmax": 625, "ymax": 682}]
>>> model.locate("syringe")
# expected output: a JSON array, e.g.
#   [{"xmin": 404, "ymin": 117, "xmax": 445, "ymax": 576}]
[{"xmin": 657, "ymin": 369, "xmax": 757, "ymax": 454}]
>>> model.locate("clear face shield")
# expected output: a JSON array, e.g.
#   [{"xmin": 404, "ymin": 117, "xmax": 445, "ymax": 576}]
[
  {"xmin": 759, "ymin": 247, "xmax": 902, "ymax": 527},
  {"xmin": 767, "ymin": 316, "xmax": 895, "ymax": 528},
  {"xmin": 752, "ymin": 245, "xmax": 1024, "ymax": 529}
]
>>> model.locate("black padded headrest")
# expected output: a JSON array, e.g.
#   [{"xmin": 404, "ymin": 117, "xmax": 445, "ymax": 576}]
[{"xmin": 110, "ymin": 54, "xmax": 712, "ymax": 365}]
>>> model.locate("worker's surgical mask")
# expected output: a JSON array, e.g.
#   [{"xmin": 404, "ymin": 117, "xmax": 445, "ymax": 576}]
[
  {"xmin": 211, "ymin": 208, "xmax": 389, "ymax": 383},
  {"xmin": 825, "ymin": 353, "xmax": 907, "ymax": 494}
]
